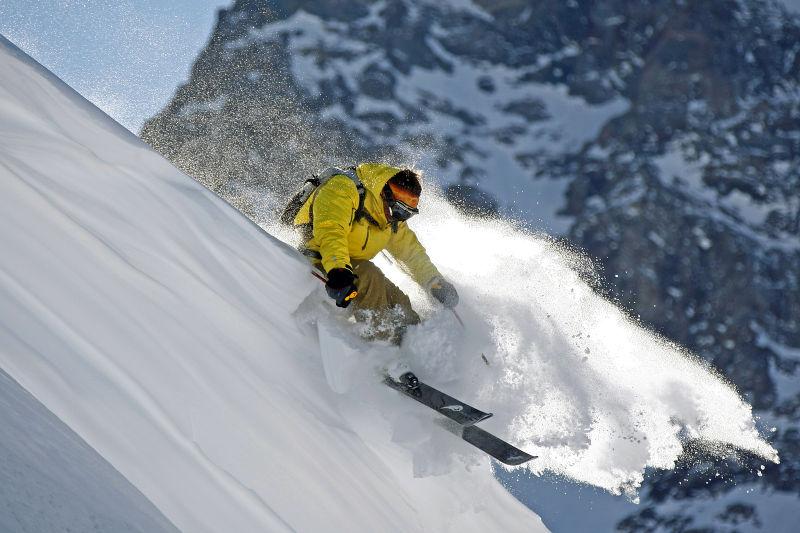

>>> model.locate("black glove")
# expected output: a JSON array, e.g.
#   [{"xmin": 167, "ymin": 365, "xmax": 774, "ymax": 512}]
[
  {"xmin": 325, "ymin": 266, "xmax": 358, "ymax": 308},
  {"xmin": 429, "ymin": 277, "xmax": 459, "ymax": 308}
]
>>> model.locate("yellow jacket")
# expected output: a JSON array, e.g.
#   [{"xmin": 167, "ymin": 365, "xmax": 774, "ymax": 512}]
[{"xmin": 294, "ymin": 163, "xmax": 441, "ymax": 286}]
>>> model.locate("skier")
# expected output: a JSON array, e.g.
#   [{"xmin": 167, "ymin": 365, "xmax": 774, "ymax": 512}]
[
  {"xmin": 286, "ymin": 163, "xmax": 459, "ymax": 382},
  {"xmin": 282, "ymin": 165, "xmax": 534, "ymax": 462}
]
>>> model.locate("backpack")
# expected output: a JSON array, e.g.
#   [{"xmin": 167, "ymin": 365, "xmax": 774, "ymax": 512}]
[{"xmin": 279, "ymin": 166, "xmax": 372, "ymax": 228}]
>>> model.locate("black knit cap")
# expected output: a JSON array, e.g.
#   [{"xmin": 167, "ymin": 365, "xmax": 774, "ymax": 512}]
[{"xmin": 388, "ymin": 169, "xmax": 422, "ymax": 196}]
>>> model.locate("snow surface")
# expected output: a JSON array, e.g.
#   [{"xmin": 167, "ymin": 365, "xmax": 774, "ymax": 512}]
[
  {"xmin": 0, "ymin": 369, "xmax": 178, "ymax": 533},
  {"xmin": 653, "ymin": 142, "xmax": 799, "ymax": 252},
  {"xmin": 0, "ymin": 27, "xmax": 781, "ymax": 532},
  {"xmin": 0, "ymin": 35, "xmax": 544, "ymax": 532}
]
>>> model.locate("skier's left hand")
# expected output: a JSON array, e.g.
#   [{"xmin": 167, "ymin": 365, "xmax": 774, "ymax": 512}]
[
  {"xmin": 326, "ymin": 266, "xmax": 358, "ymax": 308},
  {"xmin": 429, "ymin": 277, "xmax": 459, "ymax": 308}
]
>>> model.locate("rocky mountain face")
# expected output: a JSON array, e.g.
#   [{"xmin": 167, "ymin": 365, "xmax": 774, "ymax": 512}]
[{"xmin": 141, "ymin": 0, "xmax": 800, "ymax": 529}]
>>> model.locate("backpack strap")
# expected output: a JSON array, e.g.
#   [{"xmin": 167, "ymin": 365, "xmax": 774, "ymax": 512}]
[{"xmin": 314, "ymin": 166, "xmax": 379, "ymax": 227}]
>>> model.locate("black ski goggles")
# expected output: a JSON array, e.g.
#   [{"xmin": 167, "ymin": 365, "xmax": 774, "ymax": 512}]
[
  {"xmin": 387, "ymin": 198, "xmax": 419, "ymax": 221},
  {"xmin": 384, "ymin": 182, "xmax": 420, "ymax": 222}
]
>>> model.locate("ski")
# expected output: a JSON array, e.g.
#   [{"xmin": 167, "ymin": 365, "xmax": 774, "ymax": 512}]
[
  {"xmin": 383, "ymin": 377, "xmax": 493, "ymax": 426},
  {"xmin": 384, "ymin": 377, "xmax": 536, "ymax": 466},
  {"xmin": 461, "ymin": 425, "xmax": 535, "ymax": 466}
]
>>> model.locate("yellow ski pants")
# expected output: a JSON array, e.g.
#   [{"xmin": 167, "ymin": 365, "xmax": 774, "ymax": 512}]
[{"xmin": 315, "ymin": 259, "xmax": 420, "ymax": 344}]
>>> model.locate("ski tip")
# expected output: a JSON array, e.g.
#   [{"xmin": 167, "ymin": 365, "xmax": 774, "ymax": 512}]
[
  {"xmin": 461, "ymin": 425, "xmax": 537, "ymax": 466},
  {"xmin": 465, "ymin": 412, "xmax": 493, "ymax": 425},
  {"xmin": 499, "ymin": 452, "xmax": 537, "ymax": 466}
]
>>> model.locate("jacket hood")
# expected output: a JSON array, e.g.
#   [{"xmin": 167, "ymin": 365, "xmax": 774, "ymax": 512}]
[{"xmin": 355, "ymin": 163, "xmax": 405, "ymax": 197}]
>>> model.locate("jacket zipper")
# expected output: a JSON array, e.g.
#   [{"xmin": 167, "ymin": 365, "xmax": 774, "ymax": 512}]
[{"xmin": 362, "ymin": 226, "xmax": 370, "ymax": 250}]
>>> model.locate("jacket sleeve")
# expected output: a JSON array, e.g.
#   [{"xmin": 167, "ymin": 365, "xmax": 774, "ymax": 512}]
[
  {"xmin": 313, "ymin": 175, "xmax": 359, "ymax": 273},
  {"xmin": 386, "ymin": 222, "xmax": 442, "ymax": 286}
]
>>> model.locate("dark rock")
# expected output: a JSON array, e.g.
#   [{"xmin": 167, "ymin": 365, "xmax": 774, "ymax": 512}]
[{"xmin": 444, "ymin": 184, "xmax": 500, "ymax": 218}]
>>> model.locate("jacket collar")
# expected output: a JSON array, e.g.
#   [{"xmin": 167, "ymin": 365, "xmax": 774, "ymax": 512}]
[{"xmin": 355, "ymin": 163, "xmax": 404, "ymax": 228}]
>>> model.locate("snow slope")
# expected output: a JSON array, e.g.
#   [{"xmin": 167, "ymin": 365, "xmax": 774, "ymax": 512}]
[
  {"xmin": 0, "ymin": 35, "xmax": 544, "ymax": 532},
  {"xmin": 0, "ymin": 28, "xmax": 781, "ymax": 532},
  {"xmin": 0, "ymin": 369, "xmax": 178, "ymax": 533}
]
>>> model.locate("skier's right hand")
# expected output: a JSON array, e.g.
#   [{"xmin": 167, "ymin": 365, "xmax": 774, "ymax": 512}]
[
  {"xmin": 325, "ymin": 266, "xmax": 358, "ymax": 308},
  {"xmin": 429, "ymin": 276, "xmax": 459, "ymax": 308}
]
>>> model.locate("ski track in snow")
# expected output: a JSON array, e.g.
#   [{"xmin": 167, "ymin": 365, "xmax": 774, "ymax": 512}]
[{"xmin": 0, "ymin": 35, "xmax": 545, "ymax": 532}]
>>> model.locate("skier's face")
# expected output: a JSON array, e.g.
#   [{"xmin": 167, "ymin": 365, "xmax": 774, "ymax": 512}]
[{"xmin": 383, "ymin": 182, "xmax": 419, "ymax": 222}]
